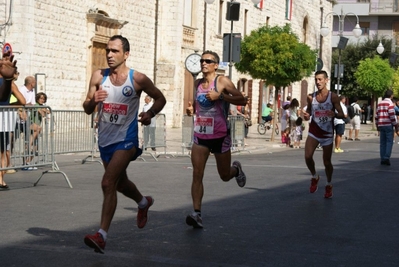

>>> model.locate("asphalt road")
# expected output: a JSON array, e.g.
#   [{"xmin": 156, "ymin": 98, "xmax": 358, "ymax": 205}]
[{"xmin": 1, "ymin": 134, "xmax": 398, "ymax": 267}]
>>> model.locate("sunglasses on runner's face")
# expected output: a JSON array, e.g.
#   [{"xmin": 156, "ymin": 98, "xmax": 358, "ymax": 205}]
[{"xmin": 200, "ymin": 59, "xmax": 217, "ymax": 64}]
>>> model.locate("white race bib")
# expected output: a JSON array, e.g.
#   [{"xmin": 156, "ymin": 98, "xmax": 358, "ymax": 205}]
[
  {"xmin": 314, "ymin": 110, "xmax": 331, "ymax": 123},
  {"xmin": 194, "ymin": 117, "xmax": 214, "ymax": 134},
  {"xmin": 102, "ymin": 102, "xmax": 128, "ymax": 125}
]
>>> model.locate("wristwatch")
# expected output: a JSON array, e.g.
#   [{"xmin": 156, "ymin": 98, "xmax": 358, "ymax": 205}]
[{"xmin": 219, "ymin": 93, "xmax": 224, "ymax": 100}]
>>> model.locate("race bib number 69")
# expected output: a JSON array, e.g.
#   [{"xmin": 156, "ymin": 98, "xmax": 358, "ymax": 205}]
[{"xmin": 102, "ymin": 102, "xmax": 128, "ymax": 125}]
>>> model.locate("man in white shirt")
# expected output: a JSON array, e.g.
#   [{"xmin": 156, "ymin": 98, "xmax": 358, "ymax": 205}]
[
  {"xmin": 19, "ymin": 76, "xmax": 36, "ymax": 105},
  {"xmin": 348, "ymin": 97, "xmax": 363, "ymax": 141},
  {"xmin": 16, "ymin": 76, "xmax": 37, "ymax": 169},
  {"xmin": 142, "ymin": 95, "xmax": 156, "ymax": 151},
  {"xmin": 334, "ymin": 95, "xmax": 348, "ymax": 153}
]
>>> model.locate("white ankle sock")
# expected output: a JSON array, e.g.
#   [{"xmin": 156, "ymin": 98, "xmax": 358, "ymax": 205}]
[
  {"xmin": 138, "ymin": 196, "xmax": 148, "ymax": 209},
  {"xmin": 98, "ymin": 229, "xmax": 107, "ymax": 240}
]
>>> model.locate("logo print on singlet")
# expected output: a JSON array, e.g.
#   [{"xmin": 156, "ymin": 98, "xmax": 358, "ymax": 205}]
[
  {"xmin": 197, "ymin": 94, "xmax": 215, "ymax": 110},
  {"xmin": 122, "ymin": 86, "xmax": 133, "ymax": 97}
]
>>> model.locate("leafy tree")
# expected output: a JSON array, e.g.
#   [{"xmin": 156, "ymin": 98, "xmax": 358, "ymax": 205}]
[
  {"xmin": 355, "ymin": 56, "xmax": 394, "ymax": 97},
  {"xmin": 392, "ymin": 68, "xmax": 399, "ymax": 97},
  {"xmin": 330, "ymin": 37, "xmax": 396, "ymax": 99},
  {"xmin": 235, "ymin": 24, "xmax": 316, "ymax": 140},
  {"xmin": 236, "ymin": 24, "xmax": 316, "ymax": 86},
  {"xmin": 355, "ymin": 56, "xmax": 394, "ymax": 129}
]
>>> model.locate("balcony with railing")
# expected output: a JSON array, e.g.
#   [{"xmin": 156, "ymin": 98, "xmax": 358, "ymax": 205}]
[{"xmin": 369, "ymin": 0, "xmax": 399, "ymax": 14}]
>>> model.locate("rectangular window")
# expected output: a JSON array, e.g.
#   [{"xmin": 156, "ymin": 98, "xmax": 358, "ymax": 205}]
[
  {"xmin": 183, "ymin": 0, "xmax": 193, "ymax": 27},
  {"xmin": 218, "ymin": 0, "xmax": 224, "ymax": 35},
  {"xmin": 359, "ymin": 22, "xmax": 370, "ymax": 36},
  {"xmin": 285, "ymin": 0, "xmax": 293, "ymax": 20}
]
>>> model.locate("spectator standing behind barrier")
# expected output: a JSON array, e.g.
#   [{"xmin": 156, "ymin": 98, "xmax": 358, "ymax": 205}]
[
  {"xmin": 334, "ymin": 95, "xmax": 348, "ymax": 153},
  {"xmin": 0, "ymin": 53, "xmax": 18, "ymax": 190},
  {"xmin": 22, "ymin": 92, "xmax": 50, "ymax": 170},
  {"xmin": 82, "ymin": 35, "xmax": 166, "ymax": 254},
  {"xmin": 237, "ymin": 92, "xmax": 250, "ymax": 139},
  {"xmin": 348, "ymin": 97, "xmax": 363, "ymax": 141},
  {"xmin": 185, "ymin": 50, "xmax": 247, "ymax": 229},
  {"xmin": 142, "ymin": 95, "xmax": 156, "ymax": 151},
  {"xmin": 16, "ymin": 76, "xmax": 36, "ymax": 165},
  {"xmin": 375, "ymin": 90, "xmax": 399, "ymax": 166},
  {"xmin": 303, "ymin": 70, "xmax": 344, "ymax": 199}
]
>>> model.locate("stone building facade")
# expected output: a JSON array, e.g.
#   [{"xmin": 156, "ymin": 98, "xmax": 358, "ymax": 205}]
[{"xmin": 1, "ymin": 0, "xmax": 333, "ymax": 127}]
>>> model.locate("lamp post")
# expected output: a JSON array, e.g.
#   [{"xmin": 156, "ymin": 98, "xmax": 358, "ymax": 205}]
[
  {"xmin": 320, "ymin": 8, "xmax": 362, "ymax": 96},
  {"xmin": 376, "ymin": 40, "xmax": 385, "ymax": 54},
  {"xmin": 204, "ymin": 0, "xmax": 261, "ymax": 80}
]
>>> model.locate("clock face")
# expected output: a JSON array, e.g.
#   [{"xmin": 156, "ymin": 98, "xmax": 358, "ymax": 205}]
[{"xmin": 185, "ymin": 53, "xmax": 202, "ymax": 74}]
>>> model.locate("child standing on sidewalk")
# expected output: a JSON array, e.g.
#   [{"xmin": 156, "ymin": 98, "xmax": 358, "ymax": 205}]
[
  {"xmin": 281, "ymin": 127, "xmax": 291, "ymax": 147},
  {"xmin": 292, "ymin": 117, "xmax": 304, "ymax": 148}
]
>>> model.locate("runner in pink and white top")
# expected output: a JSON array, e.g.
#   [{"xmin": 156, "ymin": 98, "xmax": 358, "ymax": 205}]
[{"xmin": 185, "ymin": 50, "xmax": 248, "ymax": 229}]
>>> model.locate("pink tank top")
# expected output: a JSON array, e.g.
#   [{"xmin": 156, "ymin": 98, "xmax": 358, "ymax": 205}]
[{"xmin": 194, "ymin": 77, "xmax": 229, "ymax": 139}]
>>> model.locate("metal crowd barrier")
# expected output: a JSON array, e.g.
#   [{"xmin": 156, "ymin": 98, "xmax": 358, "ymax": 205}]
[
  {"xmin": 51, "ymin": 110, "xmax": 101, "ymax": 165},
  {"xmin": 0, "ymin": 106, "xmax": 71, "ymax": 188},
  {"xmin": 181, "ymin": 115, "xmax": 193, "ymax": 156},
  {"xmin": 228, "ymin": 115, "xmax": 249, "ymax": 153},
  {"xmin": 140, "ymin": 113, "xmax": 173, "ymax": 161}
]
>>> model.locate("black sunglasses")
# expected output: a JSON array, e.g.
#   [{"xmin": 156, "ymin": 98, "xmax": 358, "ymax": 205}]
[{"xmin": 200, "ymin": 59, "xmax": 217, "ymax": 64}]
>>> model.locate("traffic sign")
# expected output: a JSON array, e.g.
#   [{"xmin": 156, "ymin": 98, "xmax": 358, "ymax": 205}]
[
  {"xmin": 2, "ymin": 43, "xmax": 12, "ymax": 55},
  {"xmin": 316, "ymin": 58, "xmax": 323, "ymax": 71}
]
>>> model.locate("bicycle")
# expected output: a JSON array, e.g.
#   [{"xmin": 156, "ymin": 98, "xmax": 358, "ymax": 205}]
[{"xmin": 257, "ymin": 120, "xmax": 279, "ymax": 135}]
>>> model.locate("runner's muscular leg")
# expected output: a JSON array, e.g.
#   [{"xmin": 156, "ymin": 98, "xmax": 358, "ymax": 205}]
[
  {"xmin": 322, "ymin": 143, "xmax": 333, "ymax": 183},
  {"xmin": 190, "ymin": 143, "xmax": 210, "ymax": 211},
  {"xmin": 100, "ymin": 147, "xmax": 142, "ymax": 232},
  {"xmin": 214, "ymin": 150, "xmax": 235, "ymax": 181},
  {"xmin": 304, "ymin": 136, "xmax": 319, "ymax": 176}
]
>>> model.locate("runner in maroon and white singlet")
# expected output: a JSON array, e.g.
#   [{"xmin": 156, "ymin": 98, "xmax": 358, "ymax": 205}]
[{"xmin": 303, "ymin": 70, "xmax": 344, "ymax": 199}]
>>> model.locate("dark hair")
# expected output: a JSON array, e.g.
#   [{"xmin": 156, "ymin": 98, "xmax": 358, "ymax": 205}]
[
  {"xmin": 384, "ymin": 89, "xmax": 393, "ymax": 99},
  {"xmin": 295, "ymin": 117, "xmax": 303, "ymax": 126},
  {"xmin": 339, "ymin": 95, "xmax": 346, "ymax": 101},
  {"xmin": 352, "ymin": 97, "xmax": 358, "ymax": 102},
  {"xmin": 36, "ymin": 92, "xmax": 47, "ymax": 103},
  {"xmin": 290, "ymin": 98, "xmax": 299, "ymax": 108},
  {"xmin": 286, "ymin": 96, "xmax": 291, "ymax": 101},
  {"xmin": 315, "ymin": 70, "xmax": 328, "ymax": 78},
  {"xmin": 202, "ymin": 50, "xmax": 220, "ymax": 64},
  {"xmin": 109, "ymin": 35, "xmax": 130, "ymax": 52}
]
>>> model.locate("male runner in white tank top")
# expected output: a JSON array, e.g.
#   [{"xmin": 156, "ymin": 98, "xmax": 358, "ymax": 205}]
[
  {"xmin": 303, "ymin": 70, "xmax": 344, "ymax": 199},
  {"xmin": 82, "ymin": 35, "xmax": 166, "ymax": 253}
]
